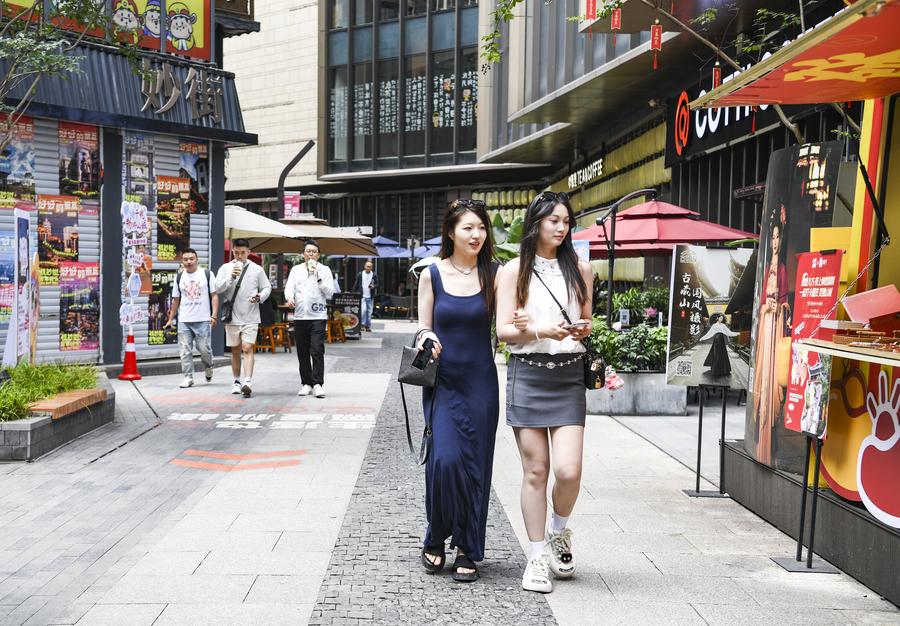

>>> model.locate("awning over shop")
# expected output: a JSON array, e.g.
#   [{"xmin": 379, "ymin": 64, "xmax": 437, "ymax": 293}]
[{"xmin": 691, "ymin": 0, "xmax": 900, "ymax": 109}]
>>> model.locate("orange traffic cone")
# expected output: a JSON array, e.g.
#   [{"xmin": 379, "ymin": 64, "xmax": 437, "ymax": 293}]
[{"xmin": 118, "ymin": 334, "xmax": 142, "ymax": 380}]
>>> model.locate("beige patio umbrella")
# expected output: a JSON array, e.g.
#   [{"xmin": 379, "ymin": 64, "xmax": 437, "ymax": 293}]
[{"xmin": 223, "ymin": 206, "xmax": 375, "ymax": 256}]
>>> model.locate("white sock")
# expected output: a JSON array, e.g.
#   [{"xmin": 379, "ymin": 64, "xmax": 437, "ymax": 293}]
[
  {"xmin": 549, "ymin": 513, "xmax": 569, "ymax": 535},
  {"xmin": 529, "ymin": 540, "xmax": 545, "ymax": 560},
  {"xmin": 243, "ymin": 378, "xmax": 251, "ymax": 384}
]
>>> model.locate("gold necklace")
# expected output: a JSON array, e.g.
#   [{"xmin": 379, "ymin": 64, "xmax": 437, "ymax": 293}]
[{"xmin": 449, "ymin": 259, "xmax": 477, "ymax": 275}]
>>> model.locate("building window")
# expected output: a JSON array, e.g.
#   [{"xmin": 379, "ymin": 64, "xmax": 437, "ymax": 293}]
[
  {"xmin": 432, "ymin": 0, "xmax": 455, "ymax": 12},
  {"xmin": 329, "ymin": 67, "xmax": 349, "ymax": 162},
  {"xmin": 329, "ymin": 32, "xmax": 348, "ymax": 66},
  {"xmin": 354, "ymin": 0, "xmax": 373, "ymax": 25},
  {"xmin": 431, "ymin": 11, "xmax": 455, "ymax": 50},
  {"xmin": 378, "ymin": 60, "xmax": 399, "ymax": 157},
  {"xmin": 405, "ymin": 0, "xmax": 427, "ymax": 17},
  {"xmin": 379, "ymin": 0, "xmax": 399, "ymax": 20},
  {"xmin": 378, "ymin": 21, "xmax": 400, "ymax": 58},
  {"xmin": 431, "ymin": 50, "xmax": 454, "ymax": 155},
  {"xmin": 353, "ymin": 63, "xmax": 374, "ymax": 160},
  {"xmin": 330, "ymin": 0, "xmax": 349, "ymax": 28},
  {"xmin": 404, "ymin": 54, "xmax": 427, "ymax": 155},
  {"xmin": 459, "ymin": 47, "xmax": 477, "ymax": 152}
]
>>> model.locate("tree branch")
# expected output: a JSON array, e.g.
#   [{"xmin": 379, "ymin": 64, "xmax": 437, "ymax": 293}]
[{"xmin": 640, "ymin": 0, "xmax": 804, "ymax": 143}]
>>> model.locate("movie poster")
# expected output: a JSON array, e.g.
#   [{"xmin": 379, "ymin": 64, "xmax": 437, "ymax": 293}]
[
  {"xmin": 156, "ymin": 176, "xmax": 190, "ymax": 261},
  {"xmin": 16, "ymin": 214, "xmax": 29, "ymax": 361},
  {"xmin": 37, "ymin": 195, "xmax": 80, "ymax": 285},
  {"xmin": 148, "ymin": 270, "xmax": 177, "ymax": 345},
  {"xmin": 783, "ymin": 251, "xmax": 843, "ymax": 435},
  {"xmin": 0, "ymin": 115, "xmax": 35, "ymax": 205},
  {"xmin": 666, "ymin": 245, "xmax": 755, "ymax": 390},
  {"xmin": 0, "ymin": 231, "xmax": 13, "ymax": 333},
  {"xmin": 124, "ymin": 133, "xmax": 155, "ymax": 209},
  {"xmin": 58, "ymin": 262, "xmax": 100, "ymax": 352},
  {"xmin": 745, "ymin": 142, "xmax": 843, "ymax": 470},
  {"xmin": 179, "ymin": 140, "xmax": 208, "ymax": 214},
  {"xmin": 58, "ymin": 122, "xmax": 100, "ymax": 199}
]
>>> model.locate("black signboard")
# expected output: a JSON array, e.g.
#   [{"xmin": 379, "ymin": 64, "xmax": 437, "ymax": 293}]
[{"xmin": 331, "ymin": 292, "xmax": 362, "ymax": 340}]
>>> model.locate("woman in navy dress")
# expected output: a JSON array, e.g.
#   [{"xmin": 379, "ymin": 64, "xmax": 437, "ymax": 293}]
[{"xmin": 416, "ymin": 199, "xmax": 498, "ymax": 583}]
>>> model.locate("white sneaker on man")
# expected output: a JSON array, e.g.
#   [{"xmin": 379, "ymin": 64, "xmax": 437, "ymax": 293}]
[
  {"xmin": 231, "ymin": 381, "xmax": 242, "ymax": 394},
  {"xmin": 522, "ymin": 555, "xmax": 553, "ymax": 593},
  {"xmin": 313, "ymin": 384, "xmax": 325, "ymax": 398},
  {"xmin": 297, "ymin": 385, "xmax": 312, "ymax": 396},
  {"xmin": 545, "ymin": 528, "xmax": 576, "ymax": 578},
  {"xmin": 179, "ymin": 377, "xmax": 194, "ymax": 389}
]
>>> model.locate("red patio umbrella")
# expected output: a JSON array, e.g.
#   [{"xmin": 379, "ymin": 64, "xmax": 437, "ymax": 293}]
[{"xmin": 574, "ymin": 200, "xmax": 756, "ymax": 257}]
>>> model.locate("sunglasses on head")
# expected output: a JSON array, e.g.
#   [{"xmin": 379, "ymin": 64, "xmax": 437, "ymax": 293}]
[
  {"xmin": 536, "ymin": 191, "xmax": 570, "ymax": 203},
  {"xmin": 453, "ymin": 199, "xmax": 487, "ymax": 208}
]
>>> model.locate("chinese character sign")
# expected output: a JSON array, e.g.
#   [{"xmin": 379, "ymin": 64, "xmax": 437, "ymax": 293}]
[
  {"xmin": 37, "ymin": 195, "xmax": 80, "ymax": 286},
  {"xmin": 0, "ymin": 231, "xmax": 13, "ymax": 333},
  {"xmin": 331, "ymin": 292, "xmax": 362, "ymax": 339},
  {"xmin": 155, "ymin": 176, "xmax": 191, "ymax": 261},
  {"xmin": 666, "ymin": 244, "xmax": 755, "ymax": 390},
  {"xmin": 124, "ymin": 133, "xmax": 155, "ymax": 208},
  {"xmin": 178, "ymin": 140, "xmax": 208, "ymax": 214},
  {"xmin": 148, "ymin": 270, "xmax": 177, "ymax": 345},
  {"xmin": 58, "ymin": 262, "xmax": 100, "ymax": 352},
  {"xmin": 783, "ymin": 250, "xmax": 843, "ymax": 435},
  {"xmin": 58, "ymin": 122, "xmax": 100, "ymax": 199}
]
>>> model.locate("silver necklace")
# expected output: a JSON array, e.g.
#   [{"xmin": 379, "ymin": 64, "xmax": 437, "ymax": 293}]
[{"xmin": 449, "ymin": 260, "xmax": 477, "ymax": 275}]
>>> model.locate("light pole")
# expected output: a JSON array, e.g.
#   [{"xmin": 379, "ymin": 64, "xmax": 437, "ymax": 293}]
[{"xmin": 406, "ymin": 236, "xmax": 420, "ymax": 322}]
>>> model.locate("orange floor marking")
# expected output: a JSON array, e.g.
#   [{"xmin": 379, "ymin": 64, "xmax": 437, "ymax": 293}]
[
  {"xmin": 171, "ymin": 458, "xmax": 302, "ymax": 472},
  {"xmin": 182, "ymin": 449, "xmax": 307, "ymax": 460}
]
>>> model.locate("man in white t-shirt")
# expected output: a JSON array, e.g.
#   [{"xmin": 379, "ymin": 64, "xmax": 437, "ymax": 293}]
[{"xmin": 164, "ymin": 248, "xmax": 219, "ymax": 388}]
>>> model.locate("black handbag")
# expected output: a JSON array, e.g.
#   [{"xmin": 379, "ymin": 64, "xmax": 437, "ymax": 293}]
[
  {"xmin": 532, "ymin": 271, "xmax": 606, "ymax": 390},
  {"xmin": 219, "ymin": 262, "xmax": 248, "ymax": 324},
  {"xmin": 397, "ymin": 329, "xmax": 439, "ymax": 465}
]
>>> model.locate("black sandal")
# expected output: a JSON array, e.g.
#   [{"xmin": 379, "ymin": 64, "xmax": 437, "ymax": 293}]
[
  {"xmin": 451, "ymin": 553, "xmax": 479, "ymax": 583},
  {"xmin": 421, "ymin": 546, "xmax": 445, "ymax": 573}
]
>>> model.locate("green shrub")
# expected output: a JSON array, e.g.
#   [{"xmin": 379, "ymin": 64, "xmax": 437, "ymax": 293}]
[
  {"xmin": 0, "ymin": 362, "xmax": 98, "ymax": 422},
  {"xmin": 611, "ymin": 286, "xmax": 670, "ymax": 325},
  {"xmin": 588, "ymin": 318, "xmax": 669, "ymax": 373}
]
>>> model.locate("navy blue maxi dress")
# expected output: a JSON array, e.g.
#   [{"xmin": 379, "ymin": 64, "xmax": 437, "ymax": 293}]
[{"xmin": 422, "ymin": 264, "xmax": 499, "ymax": 562}]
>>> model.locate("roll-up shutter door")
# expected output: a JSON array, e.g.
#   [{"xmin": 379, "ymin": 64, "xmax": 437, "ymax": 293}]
[
  {"xmin": 35, "ymin": 118, "xmax": 102, "ymax": 364},
  {"xmin": 132, "ymin": 135, "xmax": 212, "ymax": 360}
]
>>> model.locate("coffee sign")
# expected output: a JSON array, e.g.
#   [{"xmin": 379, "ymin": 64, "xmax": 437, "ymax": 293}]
[{"xmin": 568, "ymin": 159, "xmax": 604, "ymax": 190}]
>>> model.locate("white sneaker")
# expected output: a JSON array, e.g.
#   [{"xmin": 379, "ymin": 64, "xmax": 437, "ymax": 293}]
[
  {"xmin": 231, "ymin": 381, "xmax": 242, "ymax": 394},
  {"xmin": 297, "ymin": 385, "xmax": 312, "ymax": 396},
  {"xmin": 205, "ymin": 367, "xmax": 213, "ymax": 382},
  {"xmin": 522, "ymin": 555, "xmax": 553, "ymax": 593},
  {"xmin": 546, "ymin": 528, "xmax": 575, "ymax": 578},
  {"xmin": 179, "ymin": 377, "xmax": 194, "ymax": 388},
  {"xmin": 313, "ymin": 384, "xmax": 325, "ymax": 398}
]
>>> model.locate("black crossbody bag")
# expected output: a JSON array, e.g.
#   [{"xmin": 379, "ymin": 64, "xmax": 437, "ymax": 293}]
[
  {"xmin": 397, "ymin": 328, "xmax": 439, "ymax": 465},
  {"xmin": 219, "ymin": 263, "xmax": 248, "ymax": 324},
  {"xmin": 532, "ymin": 271, "xmax": 606, "ymax": 390}
]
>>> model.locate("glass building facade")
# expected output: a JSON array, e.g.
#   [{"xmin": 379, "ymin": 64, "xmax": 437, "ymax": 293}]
[{"xmin": 326, "ymin": 0, "xmax": 479, "ymax": 173}]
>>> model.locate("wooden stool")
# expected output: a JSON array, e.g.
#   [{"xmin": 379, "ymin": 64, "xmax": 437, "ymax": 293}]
[
  {"xmin": 255, "ymin": 325, "xmax": 277, "ymax": 353},
  {"xmin": 326, "ymin": 319, "xmax": 346, "ymax": 343},
  {"xmin": 274, "ymin": 323, "xmax": 292, "ymax": 352}
]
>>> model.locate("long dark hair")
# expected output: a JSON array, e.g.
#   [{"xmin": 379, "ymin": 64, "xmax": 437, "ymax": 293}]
[
  {"xmin": 516, "ymin": 191, "xmax": 587, "ymax": 308},
  {"xmin": 438, "ymin": 199, "xmax": 496, "ymax": 317}
]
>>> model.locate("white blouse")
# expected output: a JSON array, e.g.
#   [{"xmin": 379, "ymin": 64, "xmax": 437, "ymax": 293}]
[{"xmin": 508, "ymin": 255, "xmax": 586, "ymax": 355}]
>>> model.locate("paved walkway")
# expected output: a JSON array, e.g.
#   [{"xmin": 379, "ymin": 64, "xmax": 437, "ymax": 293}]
[{"xmin": 0, "ymin": 322, "xmax": 897, "ymax": 625}]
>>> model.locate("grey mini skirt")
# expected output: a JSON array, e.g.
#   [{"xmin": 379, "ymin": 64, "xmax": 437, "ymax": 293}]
[{"xmin": 506, "ymin": 353, "xmax": 586, "ymax": 428}]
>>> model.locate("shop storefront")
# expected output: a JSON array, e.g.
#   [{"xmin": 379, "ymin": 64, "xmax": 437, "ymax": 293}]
[{"xmin": 0, "ymin": 22, "xmax": 255, "ymax": 366}]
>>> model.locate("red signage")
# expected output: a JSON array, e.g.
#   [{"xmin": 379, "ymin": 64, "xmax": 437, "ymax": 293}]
[
  {"xmin": 783, "ymin": 250, "xmax": 843, "ymax": 433},
  {"xmin": 586, "ymin": 0, "xmax": 596, "ymax": 21}
]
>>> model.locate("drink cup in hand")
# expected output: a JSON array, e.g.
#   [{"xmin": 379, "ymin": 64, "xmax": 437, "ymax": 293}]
[
  {"xmin": 307, "ymin": 259, "xmax": 317, "ymax": 273},
  {"xmin": 231, "ymin": 262, "xmax": 242, "ymax": 278}
]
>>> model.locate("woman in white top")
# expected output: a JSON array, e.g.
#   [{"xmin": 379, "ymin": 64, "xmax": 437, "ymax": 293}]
[{"xmin": 496, "ymin": 191, "xmax": 592, "ymax": 594}]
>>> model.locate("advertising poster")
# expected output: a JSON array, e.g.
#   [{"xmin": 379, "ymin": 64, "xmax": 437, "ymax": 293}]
[
  {"xmin": 0, "ymin": 230, "xmax": 13, "ymax": 332},
  {"xmin": 58, "ymin": 262, "xmax": 100, "ymax": 352},
  {"xmin": 783, "ymin": 251, "xmax": 843, "ymax": 434},
  {"xmin": 156, "ymin": 176, "xmax": 191, "ymax": 261},
  {"xmin": 122, "ymin": 200, "xmax": 153, "ymax": 296},
  {"xmin": 178, "ymin": 140, "xmax": 208, "ymax": 214},
  {"xmin": 15, "ymin": 213, "xmax": 28, "ymax": 361},
  {"xmin": 148, "ymin": 270, "xmax": 177, "ymax": 345},
  {"xmin": 745, "ymin": 142, "xmax": 842, "ymax": 469},
  {"xmin": 28, "ymin": 250, "xmax": 38, "ymax": 363},
  {"xmin": 58, "ymin": 122, "xmax": 100, "ymax": 199},
  {"xmin": 37, "ymin": 195, "xmax": 80, "ymax": 285},
  {"xmin": 124, "ymin": 133, "xmax": 155, "ymax": 208},
  {"xmin": 331, "ymin": 292, "xmax": 362, "ymax": 339},
  {"xmin": 0, "ymin": 114, "xmax": 35, "ymax": 205},
  {"xmin": 666, "ymin": 245, "xmax": 755, "ymax": 390}
]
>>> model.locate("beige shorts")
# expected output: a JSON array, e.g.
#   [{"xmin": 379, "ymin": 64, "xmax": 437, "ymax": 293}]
[{"xmin": 225, "ymin": 324, "xmax": 259, "ymax": 347}]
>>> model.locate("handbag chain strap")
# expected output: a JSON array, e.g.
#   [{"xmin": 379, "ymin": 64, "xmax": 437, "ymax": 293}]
[{"xmin": 532, "ymin": 270, "xmax": 594, "ymax": 352}]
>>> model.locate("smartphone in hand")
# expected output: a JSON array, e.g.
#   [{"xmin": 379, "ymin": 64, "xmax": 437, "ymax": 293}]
[
  {"xmin": 412, "ymin": 338, "xmax": 435, "ymax": 370},
  {"xmin": 564, "ymin": 320, "xmax": 591, "ymax": 331}
]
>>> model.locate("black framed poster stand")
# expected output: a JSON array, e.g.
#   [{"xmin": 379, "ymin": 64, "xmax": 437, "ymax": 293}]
[
  {"xmin": 771, "ymin": 434, "xmax": 840, "ymax": 574},
  {"xmin": 683, "ymin": 384, "xmax": 730, "ymax": 498}
]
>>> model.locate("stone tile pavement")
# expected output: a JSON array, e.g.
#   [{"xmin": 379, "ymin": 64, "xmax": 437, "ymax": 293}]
[{"xmin": 0, "ymin": 320, "xmax": 896, "ymax": 625}]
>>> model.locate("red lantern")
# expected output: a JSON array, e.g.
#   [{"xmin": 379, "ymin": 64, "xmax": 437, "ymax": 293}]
[
  {"xmin": 712, "ymin": 61, "xmax": 722, "ymax": 89},
  {"xmin": 650, "ymin": 20, "xmax": 662, "ymax": 70},
  {"xmin": 611, "ymin": 8, "xmax": 621, "ymax": 45}
]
